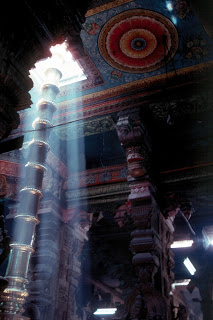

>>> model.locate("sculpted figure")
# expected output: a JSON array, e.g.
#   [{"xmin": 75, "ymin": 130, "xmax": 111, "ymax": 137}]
[{"xmin": 125, "ymin": 269, "xmax": 166, "ymax": 320}]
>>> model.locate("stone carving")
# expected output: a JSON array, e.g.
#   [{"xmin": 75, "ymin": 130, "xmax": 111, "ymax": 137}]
[
  {"xmin": 161, "ymin": 192, "xmax": 194, "ymax": 222},
  {"xmin": 116, "ymin": 114, "xmax": 143, "ymax": 147},
  {"xmin": 114, "ymin": 201, "xmax": 131, "ymax": 228},
  {"xmin": 65, "ymin": 182, "xmax": 129, "ymax": 203},
  {"xmin": 129, "ymin": 181, "xmax": 152, "ymax": 202},
  {"xmin": 161, "ymin": 192, "xmax": 181, "ymax": 221},
  {"xmin": 55, "ymin": 115, "xmax": 114, "ymax": 140},
  {"xmin": 125, "ymin": 269, "xmax": 167, "ymax": 320},
  {"xmin": 126, "ymin": 146, "xmax": 147, "ymax": 178},
  {"xmin": 116, "ymin": 110, "xmax": 151, "ymax": 186},
  {"xmin": 42, "ymin": 166, "xmax": 63, "ymax": 200}
]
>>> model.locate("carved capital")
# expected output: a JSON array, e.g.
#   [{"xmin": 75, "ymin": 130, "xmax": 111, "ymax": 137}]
[
  {"xmin": 128, "ymin": 180, "xmax": 154, "ymax": 203},
  {"xmin": 126, "ymin": 146, "xmax": 147, "ymax": 178},
  {"xmin": 116, "ymin": 113, "xmax": 143, "ymax": 147},
  {"xmin": 126, "ymin": 146, "xmax": 145, "ymax": 162}
]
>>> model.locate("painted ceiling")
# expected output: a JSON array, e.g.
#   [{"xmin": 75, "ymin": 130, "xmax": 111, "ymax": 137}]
[
  {"xmin": 56, "ymin": 0, "xmax": 213, "ymax": 103},
  {"xmin": 16, "ymin": 0, "xmax": 213, "ymax": 129}
]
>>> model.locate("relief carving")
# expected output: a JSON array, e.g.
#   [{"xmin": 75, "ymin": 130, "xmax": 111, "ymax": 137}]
[
  {"xmin": 126, "ymin": 146, "xmax": 147, "ymax": 178},
  {"xmin": 116, "ymin": 114, "xmax": 143, "ymax": 147},
  {"xmin": 125, "ymin": 268, "xmax": 167, "ymax": 320},
  {"xmin": 128, "ymin": 181, "xmax": 153, "ymax": 202},
  {"xmin": 114, "ymin": 201, "xmax": 131, "ymax": 228}
]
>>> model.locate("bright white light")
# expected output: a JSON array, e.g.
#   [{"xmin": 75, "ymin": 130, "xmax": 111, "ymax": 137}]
[
  {"xmin": 184, "ymin": 257, "xmax": 196, "ymax": 275},
  {"xmin": 171, "ymin": 240, "xmax": 194, "ymax": 248},
  {"xmin": 166, "ymin": 2, "xmax": 173, "ymax": 11},
  {"xmin": 171, "ymin": 15, "xmax": 177, "ymax": 25},
  {"xmin": 202, "ymin": 227, "xmax": 213, "ymax": 248},
  {"xmin": 29, "ymin": 42, "xmax": 86, "ymax": 87},
  {"xmin": 172, "ymin": 279, "xmax": 191, "ymax": 289},
  {"xmin": 93, "ymin": 308, "xmax": 117, "ymax": 315},
  {"xmin": 50, "ymin": 42, "xmax": 69, "ymax": 59}
]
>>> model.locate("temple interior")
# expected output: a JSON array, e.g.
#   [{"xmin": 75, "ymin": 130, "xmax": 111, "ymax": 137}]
[{"xmin": 0, "ymin": 0, "xmax": 213, "ymax": 319}]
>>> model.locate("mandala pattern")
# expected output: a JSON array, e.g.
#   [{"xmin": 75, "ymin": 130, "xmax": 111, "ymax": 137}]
[{"xmin": 98, "ymin": 9, "xmax": 179, "ymax": 73}]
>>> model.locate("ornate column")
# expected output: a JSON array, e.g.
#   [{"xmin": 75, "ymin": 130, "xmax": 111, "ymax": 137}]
[
  {"xmin": 116, "ymin": 109, "xmax": 174, "ymax": 320},
  {"xmin": 0, "ymin": 51, "xmax": 63, "ymax": 318},
  {"xmin": 55, "ymin": 223, "xmax": 86, "ymax": 320}
]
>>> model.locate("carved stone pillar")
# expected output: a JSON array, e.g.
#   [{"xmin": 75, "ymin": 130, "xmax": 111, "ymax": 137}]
[
  {"xmin": 55, "ymin": 223, "xmax": 86, "ymax": 320},
  {"xmin": 116, "ymin": 109, "xmax": 173, "ymax": 320},
  {"xmin": 23, "ymin": 199, "xmax": 88, "ymax": 320},
  {"xmin": 0, "ymin": 49, "xmax": 64, "ymax": 318}
]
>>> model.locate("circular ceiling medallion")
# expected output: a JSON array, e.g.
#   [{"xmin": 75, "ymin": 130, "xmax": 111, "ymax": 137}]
[{"xmin": 98, "ymin": 9, "xmax": 179, "ymax": 73}]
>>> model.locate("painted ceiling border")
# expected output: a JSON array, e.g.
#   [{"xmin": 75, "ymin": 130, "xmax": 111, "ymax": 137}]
[
  {"xmin": 85, "ymin": 0, "xmax": 133, "ymax": 17},
  {"xmin": 7, "ymin": 62, "xmax": 213, "ymax": 142},
  {"xmin": 58, "ymin": 61, "xmax": 213, "ymax": 109}
]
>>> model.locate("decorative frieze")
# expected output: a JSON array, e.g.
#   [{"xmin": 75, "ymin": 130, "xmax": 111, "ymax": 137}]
[
  {"xmin": 65, "ymin": 182, "xmax": 129, "ymax": 204},
  {"xmin": 54, "ymin": 115, "xmax": 115, "ymax": 140}
]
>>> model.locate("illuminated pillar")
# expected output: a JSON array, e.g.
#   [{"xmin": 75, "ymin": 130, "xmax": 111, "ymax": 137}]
[{"xmin": 0, "ymin": 55, "xmax": 63, "ymax": 318}]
